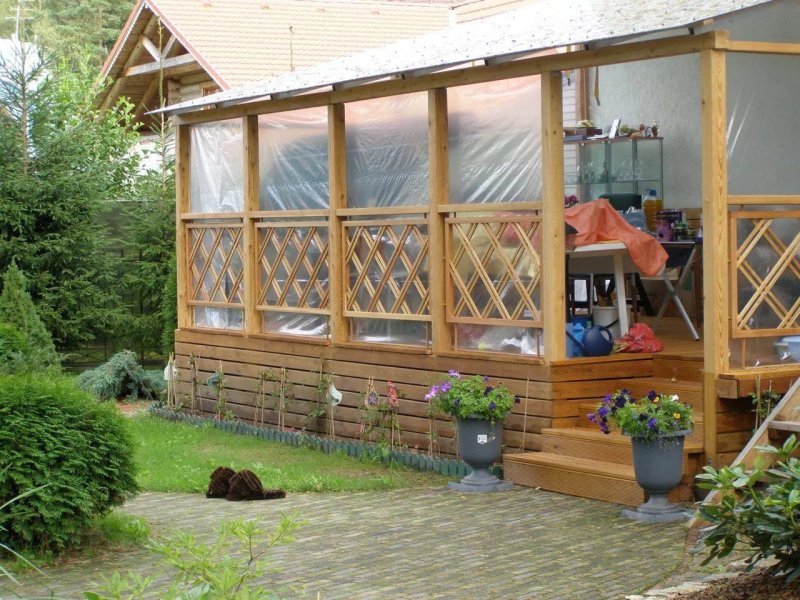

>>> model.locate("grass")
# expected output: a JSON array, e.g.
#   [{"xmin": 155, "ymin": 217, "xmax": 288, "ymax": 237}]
[{"xmin": 132, "ymin": 414, "xmax": 447, "ymax": 493}]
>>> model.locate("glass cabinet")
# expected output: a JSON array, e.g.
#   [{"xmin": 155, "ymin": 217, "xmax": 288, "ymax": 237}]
[{"xmin": 564, "ymin": 137, "xmax": 663, "ymax": 203}]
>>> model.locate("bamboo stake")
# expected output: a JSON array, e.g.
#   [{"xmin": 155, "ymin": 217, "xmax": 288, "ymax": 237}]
[{"xmin": 519, "ymin": 378, "xmax": 530, "ymax": 451}]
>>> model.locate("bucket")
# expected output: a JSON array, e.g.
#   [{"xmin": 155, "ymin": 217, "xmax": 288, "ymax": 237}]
[{"xmin": 592, "ymin": 305, "xmax": 631, "ymax": 339}]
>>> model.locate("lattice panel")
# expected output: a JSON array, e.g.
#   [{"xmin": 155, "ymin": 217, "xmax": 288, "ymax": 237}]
[
  {"xmin": 257, "ymin": 222, "xmax": 330, "ymax": 313},
  {"xmin": 446, "ymin": 216, "xmax": 542, "ymax": 327},
  {"xmin": 344, "ymin": 219, "xmax": 430, "ymax": 319},
  {"xmin": 731, "ymin": 210, "xmax": 800, "ymax": 338},
  {"xmin": 187, "ymin": 224, "xmax": 244, "ymax": 306}
]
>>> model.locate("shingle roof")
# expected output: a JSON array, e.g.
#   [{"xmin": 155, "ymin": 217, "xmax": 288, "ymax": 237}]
[{"xmin": 160, "ymin": 0, "xmax": 774, "ymax": 115}]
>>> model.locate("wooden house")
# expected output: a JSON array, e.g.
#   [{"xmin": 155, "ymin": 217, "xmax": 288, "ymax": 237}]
[{"xmin": 158, "ymin": 0, "xmax": 800, "ymax": 506}]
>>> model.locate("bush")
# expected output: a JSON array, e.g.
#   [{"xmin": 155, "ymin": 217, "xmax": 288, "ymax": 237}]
[
  {"xmin": 0, "ymin": 322, "xmax": 32, "ymax": 374},
  {"xmin": 696, "ymin": 435, "xmax": 800, "ymax": 582},
  {"xmin": 76, "ymin": 350, "xmax": 164, "ymax": 401},
  {"xmin": 0, "ymin": 376, "xmax": 138, "ymax": 552}
]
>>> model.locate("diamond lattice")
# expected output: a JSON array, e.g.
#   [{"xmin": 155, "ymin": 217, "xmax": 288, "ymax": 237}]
[{"xmin": 188, "ymin": 225, "xmax": 244, "ymax": 305}]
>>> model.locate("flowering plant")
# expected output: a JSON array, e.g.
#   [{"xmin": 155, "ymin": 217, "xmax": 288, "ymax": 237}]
[
  {"xmin": 588, "ymin": 389, "xmax": 694, "ymax": 442},
  {"xmin": 425, "ymin": 371, "xmax": 518, "ymax": 424}
]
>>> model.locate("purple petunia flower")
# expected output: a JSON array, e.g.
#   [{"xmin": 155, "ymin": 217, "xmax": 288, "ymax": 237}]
[
  {"xmin": 448, "ymin": 370, "xmax": 461, "ymax": 378},
  {"xmin": 597, "ymin": 406, "xmax": 609, "ymax": 418},
  {"xmin": 440, "ymin": 381, "xmax": 452, "ymax": 393},
  {"xmin": 454, "ymin": 399, "xmax": 460, "ymax": 407},
  {"xmin": 647, "ymin": 417, "xmax": 658, "ymax": 430},
  {"xmin": 483, "ymin": 375, "xmax": 490, "ymax": 382},
  {"xmin": 483, "ymin": 386, "xmax": 494, "ymax": 397},
  {"xmin": 488, "ymin": 401, "xmax": 496, "ymax": 411},
  {"xmin": 647, "ymin": 390, "xmax": 658, "ymax": 401},
  {"xmin": 588, "ymin": 413, "xmax": 596, "ymax": 423},
  {"xmin": 514, "ymin": 395, "xmax": 521, "ymax": 404}
]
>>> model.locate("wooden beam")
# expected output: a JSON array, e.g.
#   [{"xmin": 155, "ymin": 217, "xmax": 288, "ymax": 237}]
[
  {"xmin": 163, "ymin": 34, "xmax": 178, "ymax": 57},
  {"xmin": 174, "ymin": 32, "xmax": 722, "ymax": 126},
  {"xmin": 541, "ymin": 71, "xmax": 566, "ymax": 364},
  {"xmin": 243, "ymin": 115, "xmax": 261, "ymax": 336},
  {"xmin": 141, "ymin": 34, "xmax": 162, "ymax": 62},
  {"xmin": 728, "ymin": 195, "xmax": 800, "ymax": 206},
  {"xmin": 328, "ymin": 104, "xmax": 348, "ymax": 343},
  {"xmin": 134, "ymin": 75, "xmax": 161, "ymax": 121},
  {"xmin": 700, "ymin": 39, "xmax": 729, "ymax": 467},
  {"xmin": 176, "ymin": 124, "xmax": 192, "ymax": 330},
  {"xmin": 728, "ymin": 40, "xmax": 800, "ymax": 55},
  {"xmin": 124, "ymin": 53, "xmax": 196, "ymax": 77},
  {"xmin": 428, "ymin": 88, "xmax": 450, "ymax": 354}
]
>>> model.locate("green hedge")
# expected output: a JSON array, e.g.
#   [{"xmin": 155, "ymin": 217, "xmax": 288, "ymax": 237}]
[{"xmin": 0, "ymin": 376, "xmax": 138, "ymax": 552}]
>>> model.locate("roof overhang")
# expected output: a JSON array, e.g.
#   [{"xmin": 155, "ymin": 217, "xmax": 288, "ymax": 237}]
[{"xmin": 156, "ymin": 0, "xmax": 773, "ymax": 117}]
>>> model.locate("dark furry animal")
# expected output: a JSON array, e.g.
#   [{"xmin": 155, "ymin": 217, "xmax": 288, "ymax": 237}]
[
  {"xmin": 205, "ymin": 466, "xmax": 236, "ymax": 498},
  {"xmin": 225, "ymin": 469, "xmax": 287, "ymax": 501}
]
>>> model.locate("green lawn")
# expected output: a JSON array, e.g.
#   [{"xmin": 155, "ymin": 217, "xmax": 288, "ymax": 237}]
[{"xmin": 132, "ymin": 415, "xmax": 447, "ymax": 493}]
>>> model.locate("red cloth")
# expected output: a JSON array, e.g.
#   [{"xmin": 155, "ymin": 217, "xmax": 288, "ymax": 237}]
[
  {"xmin": 617, "ymin": 323, "xmax": 664, "ymax": 353},
  {"xmin": 565, "ymin": 199, "xmax": 667, "ymax": 277}
]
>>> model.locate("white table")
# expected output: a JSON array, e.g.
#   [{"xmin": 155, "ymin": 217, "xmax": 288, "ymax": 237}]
[{"xmin": 567, "ymin": 241, "xmax": 636, "ymax": 335}]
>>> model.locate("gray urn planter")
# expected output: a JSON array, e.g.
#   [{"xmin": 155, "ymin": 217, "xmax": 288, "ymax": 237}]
[
  {"xmin": 448, "ymin": 417, "xmax": 513, "ymax": 493},
  {"xmin": 622, "ymin": 430, "xmax": 692, "ymax": 522}
]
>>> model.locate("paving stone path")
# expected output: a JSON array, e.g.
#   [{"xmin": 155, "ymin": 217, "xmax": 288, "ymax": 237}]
[{"xmin": 11, "ymin": 487, "xmax": 691, "ymax": 599}]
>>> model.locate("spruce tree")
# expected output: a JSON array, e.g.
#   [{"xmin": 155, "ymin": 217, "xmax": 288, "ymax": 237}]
[{"xmin": 0, "ymin": 261, "xmax": 60, "ymax": 369}]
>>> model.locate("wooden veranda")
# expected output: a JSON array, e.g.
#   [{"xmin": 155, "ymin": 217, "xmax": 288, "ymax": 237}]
[{"xmin": 163, "ymin": 13, "xmax": 800, "ymax": 505}]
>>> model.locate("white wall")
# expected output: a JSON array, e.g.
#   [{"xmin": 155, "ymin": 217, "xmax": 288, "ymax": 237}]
[{"xmin": 588, "ymin": 0, "xmax": 800, "ymax": 208}]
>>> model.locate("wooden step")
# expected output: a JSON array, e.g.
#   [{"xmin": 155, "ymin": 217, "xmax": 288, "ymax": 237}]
[
  {"xmin": 540, "ymin": 427, "xmax": 703, "ymax": 469},
  {"xmin": 652, "ymin": 356, "xmax": 704, "ymax": 382},
  {"xmin": 768, "ymin": 420, "xmax": 800, "ymax": 441},
  {"xmin": 503, "ymin": 452, "xmax": 693, "ymax": 507}
]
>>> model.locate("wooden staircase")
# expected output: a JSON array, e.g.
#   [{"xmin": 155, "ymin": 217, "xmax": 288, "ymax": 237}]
[{"xmin": 504, "ymin": 356, "xmax": 706, "ymax": 506}]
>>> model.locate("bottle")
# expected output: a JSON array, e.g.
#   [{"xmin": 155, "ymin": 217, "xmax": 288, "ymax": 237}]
[{"xmin": 643, "ymin": 188, "xmax": 663, "ymax": 233}]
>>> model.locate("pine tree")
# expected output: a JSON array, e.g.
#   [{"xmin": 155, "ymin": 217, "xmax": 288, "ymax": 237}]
[{"xmin": 0, "ymin": 261, "xmax": 59, "ymax": 369}]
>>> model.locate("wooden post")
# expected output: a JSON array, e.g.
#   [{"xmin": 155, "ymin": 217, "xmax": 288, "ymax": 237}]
[
  {"xmin": 541, "ymin": 71, "xmax": 566, "ymax": 363},
  {"xmin": 328, "ymin": 104, "xmax": 348, "ymax": 342},
  {"xmin": 175, "ymin": 123, "xmax": 191, "ymax": 330},
  {"xmin": 428, "ymin": 88, "xmax": 450, "ymax": 354},
  {"xmin": 700, "ymin": 37, "xmax": 729, "ymax": 467},
  {"xmin": 243, "ymin": 115, "xmax": 261, "ymax": 335}
]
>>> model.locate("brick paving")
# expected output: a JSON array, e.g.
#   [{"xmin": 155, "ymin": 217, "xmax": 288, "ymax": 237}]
[{"xmin": 11, "ymin": 487, "xmax": 690, "ymax": 599}]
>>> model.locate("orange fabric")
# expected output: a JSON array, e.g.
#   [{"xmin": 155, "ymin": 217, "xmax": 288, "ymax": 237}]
[{"xmin": 565, "ymin": 199, "xmax": 667, "ymax": 277}]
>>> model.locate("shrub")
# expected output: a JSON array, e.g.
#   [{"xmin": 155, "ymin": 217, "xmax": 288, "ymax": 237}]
[
  {"xmin": 696, "ymin": 435, "xmax": 800, "ymax": 582},
  {"xmin": 0, "ymin": 376, "xmax": 138, "ymax": 552},
  {"xmin": 76, "ymin": 350, "xmax": 164, "ymax": 401},
  {"xmin": 0, "ymin": 322, "xmax": 32, "ymax": 374},
  {"xmin": 0, "ymin": 263, "xmax": 60, "ymax": 370}
]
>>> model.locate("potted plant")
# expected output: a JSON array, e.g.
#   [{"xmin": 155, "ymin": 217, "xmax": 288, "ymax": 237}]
[
  {"xmin": 589, "ymin": 389, "xmax": 694, "ymax": 522},
  {"xmin": 426, "ymin": 371, "xmax": 518, "ymax": 492}
]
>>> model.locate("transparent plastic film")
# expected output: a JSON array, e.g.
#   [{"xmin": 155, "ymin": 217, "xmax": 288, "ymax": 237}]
[
  {"xmin": 345, "ymin": 93, "xmax": 429, "ymax": 207},
  {"xmin": 258, "ymin": 107, "xmax": 329, "ymax": 211},
  {"xmin": 263, "ymin": 312, "xmax": 328, "ymax": 338},
  {"xmin": 190, "ymin": 119, "xmax": 244, "ymax": 213},
  {"xmin": 448, "ymin": 76, "xmax": 542, "ymax": 204}
]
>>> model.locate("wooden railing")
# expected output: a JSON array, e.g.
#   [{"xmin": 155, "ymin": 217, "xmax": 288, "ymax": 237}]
[
  {"xmin": 253, "ymin": 210, "xmax": 330, "ymax": 317},
  {"xmin": 184, "ymin": 215, "xmax": 245, "ymax": 313},
  {"xmin": 340, "ymin": 206, "xmax": 431, "ymax": 322}
]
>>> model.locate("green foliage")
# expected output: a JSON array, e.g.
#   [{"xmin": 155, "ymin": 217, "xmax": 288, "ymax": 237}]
[
  {"xmin": 0, "ymin": 262, "xmax": 60, "ymax": 370},
  {"xmin": 426, "ymin": 371, "xmax": 517, "ymax": 424},
  {"xmin": 87, "ymin": 515, "xmax": 302, "ymax": 599},
  {"xmin": 696, "ymin": 435, "xmax": 800, "ymax": 582},
  {"xmin": 750, "ymin": 387, "xmax": 782, "ymax": 429},
  {"xmin": 0, "ymin": 43, "xmax": 140, "ymax": 351},
  {"xmin": 358, "ymin": 382, "xmax": 403, "ymax": 451},
  {"xmin": 76, "ymin": 350, "xmax": 164, "ymax": 401},
  {"xmin": 0, "ymin": 321, "xmax": 31, "ymax": 374},
  {"xmin": 588, "ymin": 389, "xmax": 694, "ymax": 441},
  {"xmin": 0, "ymin": 375, "xmax": 138, "ymax": 552},
  {"xmin": 161, "ymin": 254, "xmax": 178, "ymax": 356}
]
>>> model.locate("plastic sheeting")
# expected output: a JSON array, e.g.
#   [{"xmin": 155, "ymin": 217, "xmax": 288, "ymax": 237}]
[
  {"xmin": 259, "ymin": 108, "xmax": 329, "ymax": 211},
  {"xmin": 455, "ymin": 325, "xmax": 542, "ymax": 356},
  {"xmin": 448, "ymin": 76, "xmax": 542, "ymax": 204},
  {"xmin": 352, "ymin": 318, "xmax": 430, "ymax": 348},
  {"xmin": 345, "ymin": 93, "xmax": 429, "ymax": 207},
  {"xmin": 190, "ymin": 120, "xmax": 244, "ymax": 213},
  {"xmin": 190, "ymin": 120, "xmax": 244, "ymax": 329},
  {"xmin": 726, "ymin": 54, "xmax": 800, "ymax": 367},
  {"xmin": 263, "ymin": 311, "xmax": 328, "ymax": 337}
]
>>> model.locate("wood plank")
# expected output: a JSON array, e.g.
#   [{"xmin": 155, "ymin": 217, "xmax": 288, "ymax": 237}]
[
  {"xmin": 124, "ymin": 53, "xmax": 196, "ymax": 77},
  {"xmin": 328, "ymin": 104, "xmax": 347, "ymax": 343},
  {"xmin": 243, "ymin": 115, "xmax": 260, "ymax": 335},
  {"xmin": 428, "ymin": 88, "xmax": 450, "ymax": 354},
  {"xmin": 727, "ymin": 41, "xmax": 800, "ymax": 55},
  {"xmin": 175, "ymin": 124, "xmax": 191, "ymax": 330},
  {"xmin": 541, "ymin": 70, "xmax": 565, "ymax": 363},
  {"xmin": 727, "ymin": 194, "xmax": 800, "ymax": 206},
  {"xmin": 700, "ymin": 41, "xmax": 729, "ymax": 466}
]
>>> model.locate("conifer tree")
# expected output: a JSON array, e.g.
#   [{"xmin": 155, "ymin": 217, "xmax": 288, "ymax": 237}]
[{"xmin": 0, "ymin": 261, "xmax": 59, "ymax": 369}]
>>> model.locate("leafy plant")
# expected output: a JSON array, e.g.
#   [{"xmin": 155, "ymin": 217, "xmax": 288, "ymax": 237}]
[
  {"xmin": 86, "ymin": 514, "xmax": 302, "ymax": 599},
  {"xmin": 695, "ymin": 435, "xmax": 800, "ymax": 582},
  {"xmin": 254, "ymin": 368, "xmax": 294, "ymax": 430},
  {"xmin": 588, "ymin": 389, "xmax": 694, "ymax": 441},
  {"xmin": 303, "ymin": 364, "xmax": 331, "ymax": 431},
  {"xmin": 358, "ymin": 380, "xmax": 403, "ymax": 452},
  {"xmin": 0, "ymin": 262, "xmax": 60, "ymax": 370},
  {"xmin": 425, "ymin": 371, "xmax": 518, "ymax": 424},
  {"xmin": 0, "ymin": 375, "xmax": 138, "ymax": 552},
  {"xmin": 76, "ymin": 350, "xmax": 164, "ymax": 401},
  {"xmin": 207, "ymin": 362, "xmax": 227, "ymax": 420},
  {"xmin": 750, "ymin": 387, "xmax": 782, "ymax": 430},
  {"xmin": 0, "ymin": 321, "xmax": 33, "ymax": 374}
]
